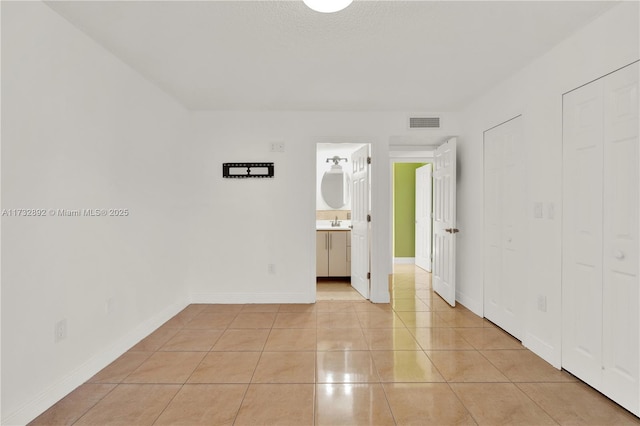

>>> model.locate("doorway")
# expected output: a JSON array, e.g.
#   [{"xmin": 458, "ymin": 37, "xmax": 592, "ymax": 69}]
[
  {"xmin": 389, "ymin": 145, "xmax": 435, "ymax": 275},
  {"xmin": 392, "ymin": 162, "xmax": 429, "ymax": 265},
  {"xmin": 316, "ymin": 143, "xmax": 370, "ymax": 301}
]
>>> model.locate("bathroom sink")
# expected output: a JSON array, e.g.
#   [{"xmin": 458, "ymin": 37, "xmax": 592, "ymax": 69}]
[{"xmin": 316, "ymin": 220, "xmax": 351, "ymax": 231}]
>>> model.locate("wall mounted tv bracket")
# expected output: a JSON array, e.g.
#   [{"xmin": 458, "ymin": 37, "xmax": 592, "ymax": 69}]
[{"xmin": 222, "ymin": 162, "xmax": 275, "ymax": 179}]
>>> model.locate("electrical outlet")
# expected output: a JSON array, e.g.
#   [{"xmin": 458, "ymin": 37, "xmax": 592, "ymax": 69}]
[
  {"xmin": 54, "ymin": 318, "xmax": 67, "ymax": 342},
  {"xmin": 269, "ymin": 142, "xmax": 285, "ymax": 152},
  {"xmin": 268, "ymin": 263, "xmax": 276, "ymax": 274}
]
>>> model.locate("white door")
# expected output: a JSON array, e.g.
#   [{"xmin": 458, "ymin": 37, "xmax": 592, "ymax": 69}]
[
  {"xmin": 351, "ymin": 145, "xmax": 370, "ymax": 299},
  {"xmin": 602, "ymin": 62, "xmax": 638, "ymax": 413},
  {"xmin": 562, "ymin": 61, "xmax": 639, "ymax": 415},
  {"xmin": 415, "ymin": 164, "xmax": 432, "ymax": 271},
  {"xmin": 562, "ymin": 76, "xmax": 605, "ymax": 389},
  {"xmin": 483, "ymin": 116, "xmax": 525, "ymax": 339},
  {"xmin": 432, "ymin": 138, "xmax": 457, "ymax": 307}
]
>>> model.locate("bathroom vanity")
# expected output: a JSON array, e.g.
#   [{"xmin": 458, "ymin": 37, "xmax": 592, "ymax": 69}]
[{"xmin": 316, "ymin": 227, "xmax": 351, "ymax": 277}]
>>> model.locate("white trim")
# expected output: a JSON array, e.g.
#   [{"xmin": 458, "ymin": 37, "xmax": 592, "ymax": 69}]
[
  {"xmin": 456, "ymin": 291, "xmax": 483, "ymax": 317},
  {"xmin": 3, "ymin": 299, "xmax": 188, "ymax": 426},
  {"xmin": 393, "ymin": 257, "xmax": 416, "ymax": 264},
  {"xmin": 190, "ymin": 292, "xmax": 314, "ymax": 304},
  {"xmin": 523, "ymin": 332, "xmax": 561, "ymax": 369}
]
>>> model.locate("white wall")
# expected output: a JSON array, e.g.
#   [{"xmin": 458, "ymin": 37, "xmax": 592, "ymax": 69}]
[
  {"xmin": 456, "ymin": 2, "xmax": 639, "ymax": 367},
  {"xmin": 1, "ymin": 2, "xmax": 192, "ymax": 423},
  {"xmin": 184, "ymin": 111, "xmax": 460, "ymax": 305}
]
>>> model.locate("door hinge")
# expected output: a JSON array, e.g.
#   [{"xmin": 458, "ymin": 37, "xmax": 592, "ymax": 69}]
[
  {"xmin": 367, "ymin": 272, "xmax": 371, "ymax": 280},
  {"xmin": 367, "ymin": 157, "xmax": 371, "ymax": 165},
  {"xmin": 367, "ymin": 214, "xmax": 371, "ymax": 222}
]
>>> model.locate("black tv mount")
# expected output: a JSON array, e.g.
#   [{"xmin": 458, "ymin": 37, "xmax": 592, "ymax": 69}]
[{"xmin": 222, "ymin": 162, "xmax": 274, "ymax": 179}]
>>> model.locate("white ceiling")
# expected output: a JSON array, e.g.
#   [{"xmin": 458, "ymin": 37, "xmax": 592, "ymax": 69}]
[{"xmin": 46, "ymin": 0, "xmax": 618, "ymax": 111}]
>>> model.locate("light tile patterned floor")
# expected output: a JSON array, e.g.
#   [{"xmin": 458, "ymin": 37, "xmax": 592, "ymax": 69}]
[
  {"xmin": 316, "ymin": 279, "xmax": 365, "ymax": 301},
  {"xmin": 30, "ymin": 265, "xmax": 640, "ymax": 425}
]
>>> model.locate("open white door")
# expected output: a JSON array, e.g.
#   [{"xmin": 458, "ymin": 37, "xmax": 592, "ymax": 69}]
[
  {"xmin": 415, "ymin": 164, "xmax": 432, "ymax": 271},
  {"xmin": 351, "ymin": 145, "xmax": 370, "ymax": 299},
  {"xmin": 433, "ymin": 138, "xmax": 457, "ymax": 307}
]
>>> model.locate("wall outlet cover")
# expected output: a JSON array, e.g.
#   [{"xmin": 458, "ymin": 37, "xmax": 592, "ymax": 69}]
[{"xmin": 54, "ymin": 318, "xmax": 67, "ymax": 342}]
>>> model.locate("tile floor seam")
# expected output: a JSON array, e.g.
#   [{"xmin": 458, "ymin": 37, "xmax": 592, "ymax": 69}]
[
  {"xmin": 446, "ymin": 382, "xmax": 481, "ymax": 425},
  {"xmin": 183, "ymin": 348, "xmax": 213, "ymax": 384},
  {"xmin": 149, "ymin": 383, "xmax": 185, "ymax": 425},
  {"xmin": 231, "ymin": 382, "xmax": 252, "ymax": 425},
  {"xmin": 377, "ymin": 382, "xmax": 399, "ymax": 426},
  {"xmin": 67, "ymin": 385, "xmax": 117, "ymax": 426},
  {"xmin": 477, "ymin": 348, "xmax": 520, "ymax": 385},
  {"xmin": 421, "ymin": 349, "xmax": 450, "ymax": 385},
  {"xmin": 232, "ymin": 318, "xmax": 270, "ymax": 426},
  {"xmin": 512, "ymin": 382, "xmax": 564, "ymax": 426}
]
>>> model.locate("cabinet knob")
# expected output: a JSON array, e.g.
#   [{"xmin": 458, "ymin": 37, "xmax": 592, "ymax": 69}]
[{"xmin": 614, "ymin": 250, "xmax": 625, "ymax": 260}]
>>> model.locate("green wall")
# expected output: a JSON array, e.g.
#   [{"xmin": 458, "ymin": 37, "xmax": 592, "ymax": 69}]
[{"xmin": 393, "ymin": 163, "xmax": 427, "ymax": 257}]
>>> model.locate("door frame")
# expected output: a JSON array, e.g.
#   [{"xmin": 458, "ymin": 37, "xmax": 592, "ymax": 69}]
[
  {"xmin": 315, "ymin": 142, "xmax": 372, "ymax": 299},
  {"xmin": 388, "ymin": 147, "xmax": 436, "ymax": 271}
]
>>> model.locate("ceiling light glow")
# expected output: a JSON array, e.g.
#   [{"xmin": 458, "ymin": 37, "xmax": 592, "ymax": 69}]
[{"xmin": 303, "ymin": 0, "xmax": 353, "ymax": 13}]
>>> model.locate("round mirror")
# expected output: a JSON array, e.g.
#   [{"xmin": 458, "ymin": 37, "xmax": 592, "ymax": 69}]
[{"xmin": 321, "ymin": 166, "xmax": 350, "ymax": 209}]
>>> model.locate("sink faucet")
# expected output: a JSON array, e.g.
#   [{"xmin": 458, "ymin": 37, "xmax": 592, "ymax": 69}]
[{"xmin": 331, "ymin": 216, "xmax": 341, "ymax": 227}]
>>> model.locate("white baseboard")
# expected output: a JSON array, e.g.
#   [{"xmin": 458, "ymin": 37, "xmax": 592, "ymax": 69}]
[
  {"xmin": 3, "ymin": 299, "xmax": 188, "ymax": 426},
  {"xmin": 393, "ymin": 257, "xmax": 416, "ymax": 264},
  {"xmin": 190, "ymin": 292, "xmax": 314, "ymax": 304},
  {"xmin": 523, "ymin": 332, "xmax": 561, "ymax": 369},
  {"xmin": 455, "ymin": 291, "xmax": 483, "ymax": 317}
]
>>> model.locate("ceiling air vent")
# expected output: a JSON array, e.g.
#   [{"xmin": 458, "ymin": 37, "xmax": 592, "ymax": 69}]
[{"xmin": 409, "ymin": 117, "xmax": 440, "ymax": 129}]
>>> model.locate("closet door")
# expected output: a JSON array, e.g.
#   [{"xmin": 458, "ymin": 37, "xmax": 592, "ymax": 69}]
[
  {"xmin": 562, "ymin": 61, "xmax": 639, "ymax": 415},
  {"xmin": 483, "ymin": 116, "xmax": 525, "ymax": 339},
  {"xmin": 602, "ymin": 62, "xmax": 639, "ymax": 413},
  {"xmin": 562, "ymin": 78, "xmax": 605, "ymax": 389}
]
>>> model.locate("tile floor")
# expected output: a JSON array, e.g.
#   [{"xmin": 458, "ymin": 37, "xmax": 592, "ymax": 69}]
[
  {"xmin": 31, "ymin": 265, "xmax": 640, "ymax": 425},
  {"xmin": 316, "ymin": 279, "xmax": 365, "ymax": 301}
]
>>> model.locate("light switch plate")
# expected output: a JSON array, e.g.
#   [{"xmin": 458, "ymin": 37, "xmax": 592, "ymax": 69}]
[
  {"xmin": 269, "ymin": 142, "xmax": 285, "ymax": 152},
  {"xmin": 534, "ymin": 202, "xmax": 543, "ymax": 219}
]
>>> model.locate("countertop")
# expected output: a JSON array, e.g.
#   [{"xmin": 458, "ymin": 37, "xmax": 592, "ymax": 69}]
[{"xmin": 316, "ymin": 220, "xmax": 351, "ymax": 231}]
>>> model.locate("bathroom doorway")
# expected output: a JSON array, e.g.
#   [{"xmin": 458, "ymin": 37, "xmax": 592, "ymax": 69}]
[{"xmin": 315, "ymin": 143, "xmax": 370, "ymax": 301}]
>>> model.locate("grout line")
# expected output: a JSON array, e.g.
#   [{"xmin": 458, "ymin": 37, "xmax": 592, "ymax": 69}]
[
  {"xmin": 67, "ymin": 383, "xmax": 119, "ymax": 426},
  {"xmin": 149, "ymin": 383, "xmax": 184, "ymax": 425}
]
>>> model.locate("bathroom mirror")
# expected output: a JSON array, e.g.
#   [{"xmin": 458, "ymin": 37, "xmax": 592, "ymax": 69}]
[{"xmin": 321, "ymin": 165, "xmax": 350, "ymax": 209}]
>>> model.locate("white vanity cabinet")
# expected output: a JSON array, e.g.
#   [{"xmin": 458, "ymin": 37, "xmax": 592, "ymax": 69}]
[{"xmin": 316, "ymin": 230, "xmax": 351, "ymax": 277}]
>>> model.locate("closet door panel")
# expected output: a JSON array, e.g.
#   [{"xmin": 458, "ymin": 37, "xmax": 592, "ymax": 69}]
[
  {"xmin": 483, "ymin": 116, "xmax": 524, "ymax": 339},
  {"xmin": 484, "ymin": 130, "xmax": 503, "ymax": 318},
  {"xmin": 602, "ymin": 62, "xmax": 639, "ymax": 413},
  {"xmin": 501, "ymin": 125, "xmax": 525, "ymax": 337},
  {"xmin": 562, "ymin": 79, "xmax": 604, "ymax": 387}
]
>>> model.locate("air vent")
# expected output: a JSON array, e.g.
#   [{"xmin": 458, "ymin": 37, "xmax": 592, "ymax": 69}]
[{"xmin": 409, "ymin": 117, "xmax": 440, "ymax": 129}]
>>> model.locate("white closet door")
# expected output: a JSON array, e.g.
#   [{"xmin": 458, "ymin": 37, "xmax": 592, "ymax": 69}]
[
  {"xmin": 602, "ymin": 62, "xmax": 639, "ymax": 413},
  {"xmin": 562, "ymin": 78, "xmax": 605, "ymax": 389},
  {"xmin": 562, "ymin": 61, "xmax": 639, "ymax": 415},
  {"xmin": 483, "ymin": 116, "xmax": 525, "ymax": 339}
]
